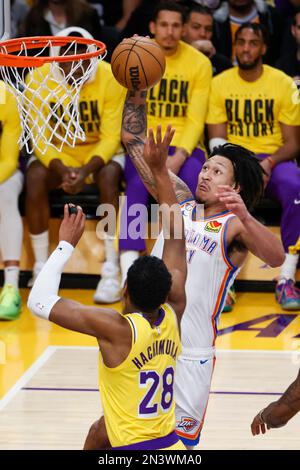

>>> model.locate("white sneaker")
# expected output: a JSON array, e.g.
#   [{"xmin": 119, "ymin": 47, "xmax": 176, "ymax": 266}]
[
  {"xmin": 94, "ymin": 262, "xmax": 121, "ymax": 304},
  {"xmin": 27, "ymin": 262, "xmax": 45, "ymax": 288}
]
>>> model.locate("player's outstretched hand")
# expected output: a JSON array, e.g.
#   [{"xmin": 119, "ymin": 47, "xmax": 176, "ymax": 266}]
[
  {"xmin": 144, "ymin": 125, "xmax": 175, "ymax": 173},
  {"xmin": 59, "ymin": 204, "xmax": 86, "ymax": 247},
  {"xmin": 216, "ymin": 185, "xmax": 249, "ymax": 223}
]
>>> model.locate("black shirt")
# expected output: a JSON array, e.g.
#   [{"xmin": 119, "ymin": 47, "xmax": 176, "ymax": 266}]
[{"xmin": 276, "ymin": 52, "xmax": 300, "ymax": 79}]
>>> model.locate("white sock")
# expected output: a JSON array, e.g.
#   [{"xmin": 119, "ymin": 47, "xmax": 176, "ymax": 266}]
[
  {"xmin": 278, "ymin": 253, "xmax": 299, "ymax": 283},
  {"xmin": 104, "ymin": 236, "xmax": 119, "ymax": 266},
  {"xmin": 120, "ymin": 250, "xmax": 139, "ymax": 286},
  {"xmin": 30, "ymin": 230, "xmax": 49, "ymax": 265},
  {"xmin": 4, "ymin": 266, "xmax": 19, "ymax": 289}
]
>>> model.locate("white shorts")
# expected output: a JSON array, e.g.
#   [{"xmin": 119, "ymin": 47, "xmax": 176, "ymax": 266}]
[
  {"xmin": 175, "ymin": 354, "xmax": 216, "ymax": 446},
  {"xmin": 111, "ymin": 153, "xmax": 125, "ymax": 170}
]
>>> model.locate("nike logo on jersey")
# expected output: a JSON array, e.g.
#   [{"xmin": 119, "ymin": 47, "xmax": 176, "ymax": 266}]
[{"xmin": 200, "ymin": 359, "xmax": 208, "ymax": 365}]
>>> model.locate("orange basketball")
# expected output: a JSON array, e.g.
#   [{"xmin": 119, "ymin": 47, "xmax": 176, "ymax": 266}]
[{"xmin": 111, "ymin": 36, "xmax": 166, "ymax": 90}]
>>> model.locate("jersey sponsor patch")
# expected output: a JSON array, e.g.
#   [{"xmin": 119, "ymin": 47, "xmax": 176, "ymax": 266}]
[
  {"xmin": 204, "ymin": 220, "xmax": 222, "ymax": 233},
  {"xmin": 177, "ymin": 416, "xmax": 199, "ymax": 433}
]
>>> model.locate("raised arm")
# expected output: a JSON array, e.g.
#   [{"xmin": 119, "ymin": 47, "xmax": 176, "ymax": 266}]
[
  {"xmin": 144, "ymin": 126, "xmax": 187, "ymax": 320},
  {"xmin": 121, "ymin": 89, "xmax": 193, "ymax": 204},
  {"xmin": 27, "ymin": 206, "xmax": 131, "ymax": 358},
  {"xmin": 251, "ymin": 369, "xmax": 300, "ymax": 435},
  {"xmin": 216, "ymin": 185, "xmax": 285, "ymax": 268}
]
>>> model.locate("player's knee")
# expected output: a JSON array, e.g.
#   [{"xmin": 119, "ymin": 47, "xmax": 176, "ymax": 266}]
[
  {"xmin": 85, "ymin": 419, "xmax": 110, "ymax": 450},
  {"xmin": 26, "ymin": 163, "xmax": 49, "ymax": 196},
  {"xmin": 98, "ymin": 163, "xmax": 122, "ymax": 188}
]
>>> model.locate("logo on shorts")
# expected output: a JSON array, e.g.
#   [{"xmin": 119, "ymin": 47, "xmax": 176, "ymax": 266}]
[
  {"xmin": 204, "ymin": 220, "xmax": 222, "ymax": 233},
  {"xmin": 178, "ymin": 417, "xmax": 199, "ymax": 433}
]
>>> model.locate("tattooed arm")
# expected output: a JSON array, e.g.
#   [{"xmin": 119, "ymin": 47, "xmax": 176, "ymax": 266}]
[
  {"xmin": 121, "ymin": 90, "xmax": 193, "ymax": 204},
  {"xmin": 251, "ymin": 369, "xmax": 300, "ymax": 435}
]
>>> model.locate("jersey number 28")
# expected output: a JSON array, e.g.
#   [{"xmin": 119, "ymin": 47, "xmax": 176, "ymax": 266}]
[{"xmin": 138, "ymin": 367, "xmax": 174, "ymax": 417}]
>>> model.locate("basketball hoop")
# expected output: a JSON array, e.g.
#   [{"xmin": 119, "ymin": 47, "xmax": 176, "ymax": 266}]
[{"xmin": 0, "ymin": 36, "xmax": 107, "ymax": 154}]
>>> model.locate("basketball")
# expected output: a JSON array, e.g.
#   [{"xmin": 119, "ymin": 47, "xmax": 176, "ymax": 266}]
[{"xmin": 111, "ymin": 36, "xmax": 166, "ymax": 90}]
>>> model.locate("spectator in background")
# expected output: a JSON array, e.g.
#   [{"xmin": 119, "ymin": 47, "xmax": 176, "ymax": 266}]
[
  {"xmin": 87, "ymin": 1, "xmax": 142, "ymax": 59},
  {"xmin": 213, "ymin": 0, "xmax": 283, "ymax": 65},
  {"xmin": 276, "ymin": 8, "xmax": 300, "ymax": 83},
  {"xmin": 24, "ymin": 28, "xmax": 125, "ymax": 304},
  {"xmin": 120, "ymin": 0, "xmax": 188, "ymax": 39},
  {"xmin": 206, "ymin": 23, "xmax": 300, "ymax": 311},
  {"xmin": 117, "ymin": 0, "xmax": 212, "ymax": 289},
  {"xmin": 182, "ymin": 4, "xmax": 232, "ymax": 76},
  {"xmin": 0, "ymin": 83, "xmax": 23, "ymax": 320},
  {"xmin": 10, "ymin": 0, "xmax": 30, "ymax": 38},
  {"xmin": 19, "ymin": 0, "xmax": 107, "ymax": 53}
]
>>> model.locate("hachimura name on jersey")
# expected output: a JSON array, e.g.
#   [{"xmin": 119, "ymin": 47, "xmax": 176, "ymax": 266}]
[{"xmin": 131, "ymin": 338, "xmax": 179, "ymax": 370}]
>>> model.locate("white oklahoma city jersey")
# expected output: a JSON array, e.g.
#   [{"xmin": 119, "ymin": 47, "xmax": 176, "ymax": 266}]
[{"xmin": 151, "ymin": 200, "xmax": 240, "ymax": 353}]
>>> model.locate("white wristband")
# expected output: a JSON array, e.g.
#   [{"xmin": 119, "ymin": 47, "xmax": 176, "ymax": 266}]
[
  {"xmin": 27, "ymin": 240, "xmax": 74, "ymax": 320},
  {"xmin": 209, "ymin": 137, "xmax": 227, "ymax": 152}
]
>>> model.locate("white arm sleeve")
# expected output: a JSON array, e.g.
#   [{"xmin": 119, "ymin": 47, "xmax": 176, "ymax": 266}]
[{"xmin": 27, "ymin": 240, "xmax": 74, "ymax": 320}]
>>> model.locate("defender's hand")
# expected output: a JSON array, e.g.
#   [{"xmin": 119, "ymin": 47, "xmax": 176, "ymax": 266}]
[
  {"xmin": 59, "ymin": 204, "xmax": 86, "ymax": 247},
  {"xmin": 251, "ymin": 412, "xmax": 268, "ymax": 436},
  {"xmin": 216, "ymin": 185, "xmax": 250, "ymax": 223},
  {"xmin": 144, "ymin": 125, "xmax": 175, "ymax": 173}
]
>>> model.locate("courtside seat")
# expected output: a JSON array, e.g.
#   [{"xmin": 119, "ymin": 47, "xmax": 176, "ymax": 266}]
[
  {"xmin": 251, "ymin": 197, "xmax": 281, "ymax": 226},
  {"xmin": 49, "ymin": 185, "xmax": 99, "ymax": 219},
  {"xmin": 19, "ymin": 189, "xmax": 282, "ymax": 224},
  {"xmin": 18, "ymin": 185, "xmax": 100, "ymax": 219}
]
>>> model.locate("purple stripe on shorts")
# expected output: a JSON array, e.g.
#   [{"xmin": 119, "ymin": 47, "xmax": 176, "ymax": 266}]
[{"xmin": 112, "ymin": 431, "xmax": 179, "ymax": 451}]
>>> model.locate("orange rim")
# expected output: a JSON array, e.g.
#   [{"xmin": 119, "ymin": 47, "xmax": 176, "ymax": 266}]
[{"xmin": 0, "ymin": 36, "xmax": 106, "ymax": 67}]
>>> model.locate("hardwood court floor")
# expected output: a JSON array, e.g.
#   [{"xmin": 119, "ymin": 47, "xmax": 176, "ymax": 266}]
[{"xmin": 0, "ymin": 289, "xmax": 300, "ymax": 449}]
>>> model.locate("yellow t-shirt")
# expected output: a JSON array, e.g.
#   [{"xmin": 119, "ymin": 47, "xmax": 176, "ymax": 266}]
[
  {"xmin": 147, "ymin": 41, "xmax": 212, "ymax": 154},
  {"xmin": 25, "ymin": 61, "xmax": 126, "ymax": 167},
  {"xmin": 0, "ymin": 82, "xmax": 21, "ymax": 184},
  {"xmin": 206, "ymin": 65, "xmax": 300, "ymax": 154},
  {"xmin": 98, "ymin": 303, "xmax": 182, "ymax": 448}
]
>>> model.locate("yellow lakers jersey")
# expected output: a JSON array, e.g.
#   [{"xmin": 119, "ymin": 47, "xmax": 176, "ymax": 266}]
[
  {"xmin": 0, "ymin": 81, "xmax": 21, "ymax": 184},
  {"xmin": 98, "ymin": 303, "xmax": 182, "ymax": 448}
]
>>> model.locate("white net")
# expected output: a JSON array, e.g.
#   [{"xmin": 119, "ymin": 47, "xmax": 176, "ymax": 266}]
[{"xmin": 0, "ymin": 37, "xmax": 106, "ymax": 154}]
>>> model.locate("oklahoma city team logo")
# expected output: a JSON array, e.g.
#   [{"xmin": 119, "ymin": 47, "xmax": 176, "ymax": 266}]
[
  {"xmin": 204, "ymin": 220, "xmax": 222, "ymax": 233},
  {"xmin": 178, "ymin": 417, "xmax": 199, "ymax": 433}
]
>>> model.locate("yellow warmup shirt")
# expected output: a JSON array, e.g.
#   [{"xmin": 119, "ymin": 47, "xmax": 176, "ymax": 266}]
[
  {"xmin": 0, "ymin": 82, "xmax": 21, "ymax": 184},
  {"xmin": 206, "ymin": 65, "xmax": 300, "ymax": 154},
  {"xmin": 99, "ymin": 303, "xmax": 183, "ymax": 449},
  {"xmin": 25, "ymin": 61, "xmax": 126, "ymax": 167},
  {"xmin": 147, "ymin": 41, "xmax": 212, "ymax": 154}
]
